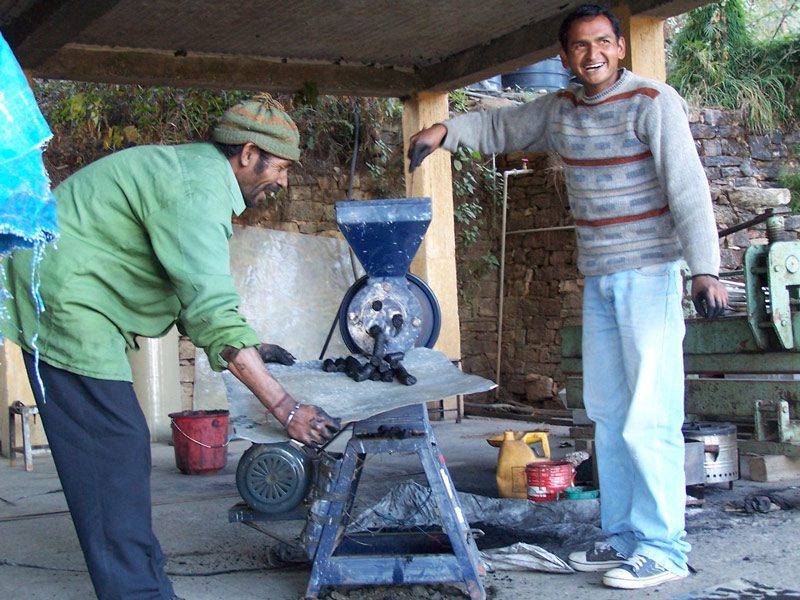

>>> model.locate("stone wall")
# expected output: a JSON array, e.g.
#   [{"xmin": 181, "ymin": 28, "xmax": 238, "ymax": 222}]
[
  {"xmin": 180, "ymin": 107, "xmax": 799, "ymax": 409},
  {"xmin": 457, "ymin": 107, "xmax": 799, "ymax": 405},
  {"xmin": 691, "ymin": 108, "xmax": 799, "ymax": 270},
  {"xmin": 456, "ymin": 153, "xmax": 580, "ymax": 403}
]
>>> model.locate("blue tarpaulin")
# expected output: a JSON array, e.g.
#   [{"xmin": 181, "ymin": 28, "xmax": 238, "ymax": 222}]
[{"xmin": 0, "ymin": 32, "xmax": 58, "ymax": 336}]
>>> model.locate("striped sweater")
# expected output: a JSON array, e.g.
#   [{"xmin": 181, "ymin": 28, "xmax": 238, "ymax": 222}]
[{"xmin": 441, "ymin": 69, "xmax": 720, "ymax": 277}]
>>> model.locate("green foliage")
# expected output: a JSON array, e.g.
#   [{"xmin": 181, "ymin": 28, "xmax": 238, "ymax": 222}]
[
  {"xmin": 34, "ymin": 80, "xmax": 246, "ymax": 177},
  {"xmin": 294, "ymin": 81, "xmax": 320, "ymax": 106},
  {"xmin": 40, "ymin": 81, "xmax": 242, "ymax": 146},
  {"xmin": 777, "ymin": 143, "xmax": 800, "ymax": 212},
  {"xmin": 33, "ymin": 80, "xmax": 404, "ymax": 191},
  {"xmin": 742, "ymin": 0, "xmax": 800, "ymax": 41},
  {"xmin": 669, "ymin": 0, "xmax": 800, "ymax": 132},
  {"xmin": 291, "ymin": 95, "xmax": 358, "ymax": 162},
  {"xmin": 452, "ymin": 147, "xmax": 501, "ymax": 201},
  {"xmin": 360, "ymin": 98, "xmax": 405, "ymax": 197},
  {"xmin": 454, "ymin": 199, "xmax": 482, "ymax": 247},
  {"xmin": 449, "ymin": 88, "xmax": 471, "ymax": 113},
  {"xmin": 364, "ymin": 136, "xmax": 404, "ymax": 197},
  {"xmin": 451, "ymin": 146, "xmax": 502, "ymax": 249},
  {"xmin": 477, "ymin": 252, "xmax": 500, "ymax": 272},
  {"xmin": 448, "ymin": 140, "xmax": 502, "ymax": 291},
  {"xmin": 779, "ymin": 168, "xmax": 800, "ymax": 212},
  {"xmin": 442, "ymin": 90, "xmax": 504, "ymax": 288}
]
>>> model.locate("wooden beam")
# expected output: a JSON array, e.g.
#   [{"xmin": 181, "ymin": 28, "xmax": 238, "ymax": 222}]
[
  {"xmin": 401, "ymin": 92, "xmax": 461, "ymax": 362},
  {"xmin": 742, "ymin": 453, "xmax": 800, "ymax": 482},
  {"xmin": 3, "ymin": 0, "xmax": 122, "ymax": 68},
  {"xmin": 627, "ymin": 0, "xmax": 716, "ymax": 18},
  {"xmin": 417, "ymin": 15, "xmax": 564, "ymax": 92},
  {"xmin": 617, "ymin": 5, "xmax": 667, "ymax": 82},
  {"xmin": 33, "ymin": 45, "xmax": 419, "ymax": 97},
  {"xmin": 0, "ymin": 341, "xmax": 45, "ymax": 458},
  {"xmin": 416, "ymin": 0, "xmax": 704, "ymax": 92}
]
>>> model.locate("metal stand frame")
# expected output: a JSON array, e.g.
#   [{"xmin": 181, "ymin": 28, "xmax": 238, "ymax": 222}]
[{"xmin": 304, "ymin": 403, "xmax": 485, "ymax": 600}]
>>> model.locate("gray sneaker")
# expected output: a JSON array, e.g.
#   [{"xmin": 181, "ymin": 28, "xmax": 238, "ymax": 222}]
[
  {"xmin": 603, "ymin": 554, "xmax": 688, "ymax": 589},
  {"xmin": 568, "ymin": 542, "xmax": 628, "ymax": 572}
]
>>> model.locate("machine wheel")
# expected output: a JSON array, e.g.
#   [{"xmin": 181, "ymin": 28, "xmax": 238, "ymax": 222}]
[
  {"xmin": 338, "ymin": 273, "xmax": 441, "ymax": 355},
  {"xmin": 236, "ymin": 443, "xmax": 311, "ymax": 514}
]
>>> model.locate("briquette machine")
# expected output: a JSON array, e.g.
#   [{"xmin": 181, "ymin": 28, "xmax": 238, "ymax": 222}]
[{"xmin": 230, "ymin": 198, "xmax": 487, "ymax": 600}]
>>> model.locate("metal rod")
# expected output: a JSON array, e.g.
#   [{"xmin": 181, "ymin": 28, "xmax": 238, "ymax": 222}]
[
  {"xmin": 507, "ymin": 224, "xmax": 575, "ymax": 235},
  {"xmin": 495, "ymin": 166, "xmax": 534, "ymax": 397},
  {"xmin": 346, "ymin": 104, "xmax": 360, "ymax": 200},
  {"xmin": 717, "ymin": 208, "xmax": 778, "ymax": 238}
]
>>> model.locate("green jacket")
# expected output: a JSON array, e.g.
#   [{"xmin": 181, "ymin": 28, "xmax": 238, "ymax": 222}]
[{"xmin": 3, "ymin": 143, "xmax": 260, "ymax": 381}]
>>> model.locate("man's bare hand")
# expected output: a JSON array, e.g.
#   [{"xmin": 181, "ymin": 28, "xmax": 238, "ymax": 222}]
[
  {"xmin": 691, "ymin": 275, "xmax": 729, "ymax": 319},
  {"xmin": 281, "ymin": 401, "xmax": 341, "ymax": 447},
  {"xmin": 408, "ymin": 124, "xmax": 448, "ymax": 172},
  {"xmin": 223, "ymin": 346, "xmax": 341, "ymax": 446}
]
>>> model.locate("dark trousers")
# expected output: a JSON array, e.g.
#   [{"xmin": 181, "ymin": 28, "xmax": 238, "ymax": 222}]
[{"xmin": 23, "ymin": 353, "xmax": 176, "ymax": 600}]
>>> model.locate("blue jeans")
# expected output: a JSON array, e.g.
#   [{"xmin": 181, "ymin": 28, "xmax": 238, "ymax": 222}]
[{"xmin": 582, "ymin": 260, "xmax": 690, "ymax": 575}]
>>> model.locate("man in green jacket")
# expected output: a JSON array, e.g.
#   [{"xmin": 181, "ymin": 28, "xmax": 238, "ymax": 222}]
[{"xmin": 3, "ymin": 94, "xmax": 340, "ymax": 600}]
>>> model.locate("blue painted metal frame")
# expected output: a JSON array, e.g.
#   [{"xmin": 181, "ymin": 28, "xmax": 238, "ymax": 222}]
[{"xmin": 304, "ymin": 404, "xmax": 485, "ymax": 600}]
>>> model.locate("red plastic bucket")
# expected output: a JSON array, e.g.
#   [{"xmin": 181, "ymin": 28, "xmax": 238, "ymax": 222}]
[
  {"xmin": 526, "ymin": 460, "xmax": 574, "ymax": 502},
  {"xmin": 169, "ymin": 410, "xmax": 230, "ymax": 475}
]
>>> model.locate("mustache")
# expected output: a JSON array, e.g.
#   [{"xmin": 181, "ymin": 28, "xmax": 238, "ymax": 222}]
[{"xmin": 265, "ymin": 183, "xmax": 283, "ymax": 194}]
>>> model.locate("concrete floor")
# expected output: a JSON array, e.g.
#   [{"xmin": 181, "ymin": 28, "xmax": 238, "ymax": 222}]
[{"xmin": 2, "ymin": 415, "xmax": 800, "ymax": 600}]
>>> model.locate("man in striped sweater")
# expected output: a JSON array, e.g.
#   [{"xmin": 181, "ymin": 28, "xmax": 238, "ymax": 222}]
[{"xmin": 409, "ymin": 3, "xmax": 728, "ymax": 591}]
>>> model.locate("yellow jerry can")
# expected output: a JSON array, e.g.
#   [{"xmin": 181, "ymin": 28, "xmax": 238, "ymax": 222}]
[{"xmin": 487, "ymin": 430, "xmax": 551, "ymax": 499}]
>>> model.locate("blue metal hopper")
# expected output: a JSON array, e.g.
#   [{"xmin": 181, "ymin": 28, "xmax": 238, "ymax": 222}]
[{"xmin": 335, "ymin": 198, "xmax": 432, "ymax": 277}]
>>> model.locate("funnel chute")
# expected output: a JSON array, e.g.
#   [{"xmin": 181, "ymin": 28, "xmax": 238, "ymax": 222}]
[{"xmin": 335, "ymin": 198, "xmax": 432, "ymax": 277}]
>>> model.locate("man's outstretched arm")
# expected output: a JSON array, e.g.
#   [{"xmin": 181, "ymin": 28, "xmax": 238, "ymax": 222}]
[{"xmin": 222, "ymin": 345, "xmax": 340, "ymax": 446}]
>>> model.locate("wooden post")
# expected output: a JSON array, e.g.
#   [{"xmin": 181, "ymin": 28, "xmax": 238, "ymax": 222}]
[
  {"xmin": 402, "ymin": 92, "xmax": 462, "ymax": 418},
  {"xmin": 617, "ymin": 5, "xmax": 667, "ymax": 82},
  {"xmin": 0, "ymin": 341, "xmax": 46, "ymax": 458}
]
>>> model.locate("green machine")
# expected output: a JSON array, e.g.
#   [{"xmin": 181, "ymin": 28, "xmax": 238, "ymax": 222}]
[{"xmin": 561, "ymin": 212, "xmax": 800, "ymax": 456}]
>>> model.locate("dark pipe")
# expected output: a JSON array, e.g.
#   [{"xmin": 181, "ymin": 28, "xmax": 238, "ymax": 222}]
[
  {"xmin": 717, "ymin": 208, "xmax": 782, "ymax": 238},
  {"xmin": 346, "ymin": 103, "xmax": 361, "ymax": 200}
]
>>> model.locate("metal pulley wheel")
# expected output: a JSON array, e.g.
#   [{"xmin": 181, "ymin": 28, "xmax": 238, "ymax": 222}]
[
  {"xmin": 236, "ymin": 442, "xmax": 312, "ymax": 514},
  {"xmin": 338, "ymin": 273, "xmax": 441, "ymax": 355}
]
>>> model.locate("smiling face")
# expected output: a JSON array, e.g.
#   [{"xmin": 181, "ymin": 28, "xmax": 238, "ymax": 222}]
[
  {"xmin": 230, "ymin": 142, "xmax": 292, "ymax": 208},
  {"xmin": 559, "ymin": 15, "xmax": 626, "ymax": 97}
]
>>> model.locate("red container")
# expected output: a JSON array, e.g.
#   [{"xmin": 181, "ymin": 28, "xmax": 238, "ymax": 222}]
[
  {"xmin": 526, "ymin": 460, "xmax": 574, "ymax": 502},
  {"xmin": 169, "ymin": 410, "xmax": 230, "ymax": 475}
]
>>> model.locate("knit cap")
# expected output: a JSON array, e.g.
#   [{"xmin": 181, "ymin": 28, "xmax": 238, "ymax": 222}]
[{"xmin": 212, "ymin": 93, "xmax": 300, "ymax": 161}]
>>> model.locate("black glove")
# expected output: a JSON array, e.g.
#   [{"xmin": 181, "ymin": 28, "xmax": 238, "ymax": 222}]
[
  {"xmin": 743, "ymin": 494, "xmax": 774, "ymax": 514},
  {"xmin": 692, "ymin": 290, "xmax": 725, "ymax": 320},
  {"xmin": 258, "ymin": 343, "xmax": 296, "ymax": 365},
  {"xmin": 311, "ymin": 406, "xmax": 342, "ymax": 437},
  {"xmin": 407, "ymin": 141, "xmax": 433, "ymax": 172}
]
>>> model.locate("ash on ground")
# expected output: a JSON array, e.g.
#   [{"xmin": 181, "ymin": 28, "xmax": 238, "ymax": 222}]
[{"xmin": 316, "ymin": 582, "xmax": 480, "ymax": 600}]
